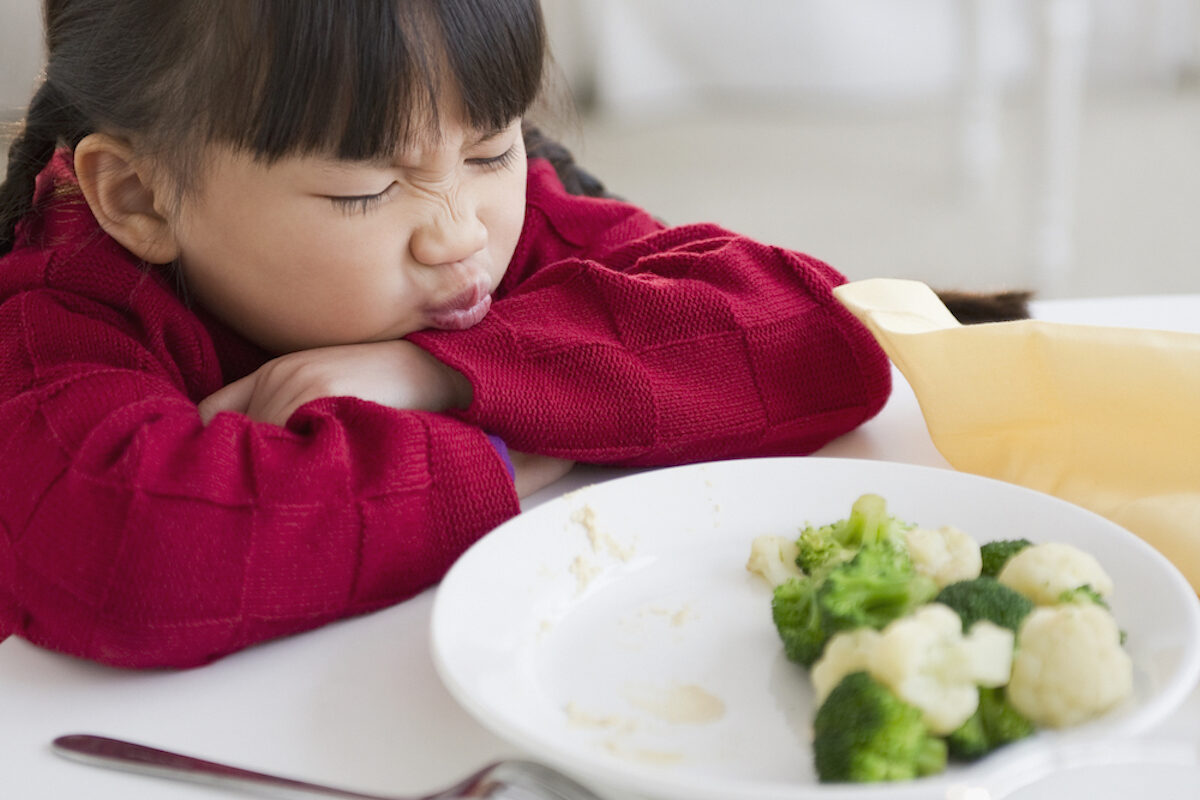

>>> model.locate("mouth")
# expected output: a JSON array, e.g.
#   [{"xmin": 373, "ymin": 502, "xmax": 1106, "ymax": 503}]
[{"xmin": 426, "ymin": 281, "xmax": 493, "ymax": 331}]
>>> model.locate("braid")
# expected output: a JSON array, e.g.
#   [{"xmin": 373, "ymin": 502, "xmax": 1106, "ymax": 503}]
[
  {"xmin": 522, "ymin": 122, "xmax": 614, "ymax": 200},
  {"xmin": 0, "ymin": 81, "xmax": 70, "ymax": 256}
]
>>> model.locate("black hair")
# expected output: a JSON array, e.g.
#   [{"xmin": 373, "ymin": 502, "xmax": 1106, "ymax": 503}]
[{"xmin": 0, "ymin": 0, "xmax": 548, "ymax": 255}]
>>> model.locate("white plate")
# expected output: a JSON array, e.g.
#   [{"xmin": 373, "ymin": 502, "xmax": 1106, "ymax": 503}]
[{"xmin": 431, "ymin": 457, "xmax": 1200, "ymax": 800}]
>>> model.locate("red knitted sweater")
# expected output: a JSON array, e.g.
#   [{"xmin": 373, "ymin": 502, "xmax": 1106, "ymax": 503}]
[{"xmin": 0, "ymin": 153, "xmax": 890, "ymax": 668}]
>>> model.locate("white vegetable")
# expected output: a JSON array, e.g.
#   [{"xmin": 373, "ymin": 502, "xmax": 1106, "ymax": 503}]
[
  {"xmin": 811, "ymin": 628, "xmax": 881, "ymax": 705},
  {"xmin": 868, "ymin": 604, "xmax": 1015, "ymax": 735},
  {"xmin": 998, "ymin": 542, "xmax": 1114, "ymax": 605},
  {"xmin": 905, "ymin": 525, "xmax": 982, "ymax": 588},
  {"xmin": 1007, "ymin": 603, "xmax": 1132, "ymax": 728},
  {"xmin": 745, "ymin": 535, "xmax": 803, "ymax": 587}
]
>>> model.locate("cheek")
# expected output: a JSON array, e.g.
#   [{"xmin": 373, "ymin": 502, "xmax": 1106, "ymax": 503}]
[
  {"xmin": 174, "ymin": 203, "xmax": 375, "ymax": 349},
  {"xmin": 181, "ymin": 197, "xmax": 355, "ymax": 290},
  {"xmin": 489, "ymin": 173, "xmax": 528, "ymax": 268}
]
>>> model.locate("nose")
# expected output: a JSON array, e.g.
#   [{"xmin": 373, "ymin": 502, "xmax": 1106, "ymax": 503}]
[{"xmin": 410, "ymin": 202, "xmax": 488, "ymax": 267}]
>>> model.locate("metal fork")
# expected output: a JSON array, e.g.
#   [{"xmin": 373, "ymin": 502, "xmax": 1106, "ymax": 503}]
[{"xmin": 52, "ymin": 734, "xmax": 605, "ymax": 800}]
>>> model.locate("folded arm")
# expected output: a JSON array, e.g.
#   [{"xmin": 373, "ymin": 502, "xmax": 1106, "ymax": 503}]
[
  {"xmin": 409, "ymin": 160, "xmax": 892, "ymax": 466},
  {"xmin": 0, "ymin": 291, "xmax": 518, "ymax": 668}
]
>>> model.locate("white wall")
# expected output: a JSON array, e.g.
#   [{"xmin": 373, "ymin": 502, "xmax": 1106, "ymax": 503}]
[
  {"xmin": 0, "ymin": 1, "xmax": 43, "ymax": 121},
  {"xmin": 546, "ymin": 0, "xmax": 1200, "ymax": 116}
]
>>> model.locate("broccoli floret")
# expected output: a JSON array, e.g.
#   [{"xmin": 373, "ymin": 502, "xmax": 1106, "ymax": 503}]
[
  {"xmin": 946, "ymin": 686, "xmax": 1035, "ymax": 761},
  {"xmin": 772, "ymin": 576, "xmax": 828, "ymax": 667},
  {"xmin": 1058, "ymin": 583, "xmax": 1108, "ymax": 608},
  {"xmin": 795, "ymin": 528, "xmax": 856, "ymax": 577},
  {"xmin": 818, "ymin": 544, "xmax": 938, "ymax": 634},
  {"xmin": 813, "ymin": 671, "xmax": 948, "ymax": 782},
  {"xmin": 796, "ymin": 493, "xmax": 912, "ymax": 576},
  {"xmin": 935, "ymin": 577, "xmax": 1034, "ymax": 633},
  {"xmin": 773, "ymin": 543, "xmax": 935, "ymax": 667},
  {"xmin": 980, "ymin": 538, "xmax": 1032, "ymax": 578}
]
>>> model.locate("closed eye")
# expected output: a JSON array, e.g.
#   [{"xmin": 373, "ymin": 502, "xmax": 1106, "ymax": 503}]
[
  {"xmin": 466, "ymin": 144, "xmax": 519, "ymax": 172},
  {"xmin": 328, "ymin": 184, "xmax": 394, "ymax": 215}
]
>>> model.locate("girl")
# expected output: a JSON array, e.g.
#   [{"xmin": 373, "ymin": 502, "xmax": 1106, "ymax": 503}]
[{"xmin": 0, "ymin": 0, "xmax": 891, "ymax": 668}]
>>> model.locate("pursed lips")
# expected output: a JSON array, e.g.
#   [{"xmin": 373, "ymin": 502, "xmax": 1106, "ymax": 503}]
[{"xmin": 425, "ymin": 278, "xmax": 493, "ymax": 331}]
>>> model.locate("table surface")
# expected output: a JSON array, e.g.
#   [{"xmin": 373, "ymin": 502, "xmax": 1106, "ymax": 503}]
[{"xmin": 4, "ymin": 294, "xmax": 1199, "ymax": 800}]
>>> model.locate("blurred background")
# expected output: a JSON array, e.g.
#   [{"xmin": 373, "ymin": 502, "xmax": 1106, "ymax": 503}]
[
  {"xmin": 539, "ymin": 0, "xmax": 1200, "ymax": 298},
  {"xmin": 3, "ymin": 0, "xmax": 1198, "ymax": 298}
]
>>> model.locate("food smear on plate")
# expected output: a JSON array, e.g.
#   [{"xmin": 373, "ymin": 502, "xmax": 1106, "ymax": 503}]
[
  {"xmin": 639, "ymin": 603, "xmax": 696, "ymax": 628},
  {"xmin": 601, "ymin": 739, "xmax": 686, "ymax": 765},
  {"xmin": 564, "ymin": 701, "xmax": 638, "ymax": 733},
  {"xmin": 746, "ymin": 493, "xmax": 1132, "ymax": 783},
  {"xmin": 564, "ymin": 683, "xmax": 722, "ymax": 766},
  {"xmin": 621, "ymin": 681, "xmax": 727, "ymax": 725}
]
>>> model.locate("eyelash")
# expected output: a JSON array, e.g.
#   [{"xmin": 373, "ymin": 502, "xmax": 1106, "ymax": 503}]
[
  {"xmin": 467, "ymin": 144, "xmax": 520, "ymax": 172},
  {"xmin": 330, "ymin": 193, "xmax": 388, "ymax": 215},
  {"xmin": 328, "ymin": 145, "xmax": 520, "ymax": 215}
]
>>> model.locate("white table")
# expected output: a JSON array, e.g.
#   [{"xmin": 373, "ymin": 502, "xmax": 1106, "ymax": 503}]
[{"xmin": 4, "ymin": 294, "xmax": 1200, "ymax": 799}]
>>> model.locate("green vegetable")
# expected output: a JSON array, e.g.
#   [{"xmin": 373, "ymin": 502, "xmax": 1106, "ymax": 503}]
[
  {"xmin": 773, "ymin": 543, "xmax": 937, "ymax": 666},
  {"xmin": 1058, "ymin": 584, "xmax": 1108, "ymax": 608},
  {"xmin": 813, "ymin": 671, "xmax": 948, "ymax": 782},
  {"xmin": 771, "ymin": 576, "xmax": 827, "ymax": 667},
  {"xmin": 979, "ymin": 538, "xmax": 1032, "ymax": 578},
  {"xmin": 935, "ymin": 577, "xmax": 1035, "ymax": 633},
  {"xmin": 946, "ymin": 687, "xmax": 1035, "ymax": 761},
  {"xmin": 796, "ymin": 493, "xmax": 912, "ymax": 576},
  {"xmin": 818, "ymin": 544, "xmax": 938, "ymax": 634}
]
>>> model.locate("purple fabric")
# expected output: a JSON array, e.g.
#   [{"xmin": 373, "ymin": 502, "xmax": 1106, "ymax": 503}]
[{"xmin": 487, "ymin": 434, "xmax": 515, "ymax": 480}]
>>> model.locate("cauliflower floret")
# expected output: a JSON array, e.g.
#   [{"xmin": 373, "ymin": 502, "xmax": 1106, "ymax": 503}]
[
  {"xmin": 868, "ymin": 604, "xmax": 1015, "ymax": 735},
  {"xmin": 997, "ymin": 542, "xmax": 1113, "ymax": 605},
  {"xmin": 746, "ymin": 535, "xmax": 804, "ymax": 587},
  {"xmin": 905, "ymin": 525, "xmax": 982, "ymax": 588},
  {"xmin": 1007, "ymin": 603, "xmax": 1132, "ymax": 728},
  {"xmin": 811, "ymin": 628, "xmax": 881, "ymax": 705}
]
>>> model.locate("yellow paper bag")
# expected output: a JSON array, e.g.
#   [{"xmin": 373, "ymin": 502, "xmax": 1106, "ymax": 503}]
[{"xmin": 834, "ymin": 278, "xmax": 1200, "ymax": 591}]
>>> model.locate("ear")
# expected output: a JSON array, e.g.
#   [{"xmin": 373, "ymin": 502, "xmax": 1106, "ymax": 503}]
[{"xmin": 74, "ymin": 133, "xmax": 181, "ymax": 264}]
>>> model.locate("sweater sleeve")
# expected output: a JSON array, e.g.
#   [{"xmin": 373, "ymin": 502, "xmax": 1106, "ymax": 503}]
[
  {"xmin": 408, "ymin": 160, "xmax": 892, "ymax": 465},
  {"xmin": 0, "ymin": 290, "xmax": 519, "ymax": 669}
]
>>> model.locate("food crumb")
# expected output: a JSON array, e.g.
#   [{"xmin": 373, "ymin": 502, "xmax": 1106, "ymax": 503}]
[
  {"xmin": 640, "ymin": 604, "xmax": 695, "ymax": 627},
  {"xmin": 670, "ymin": 605, "xmax": 694, "ymax": 627},
  {"xmin": 570, "ymin": 505, "xmax": 635, "ymax": 561},
  {"xmin": 569, "ymin": 555, "xmax": 602, "ymax": 594}
]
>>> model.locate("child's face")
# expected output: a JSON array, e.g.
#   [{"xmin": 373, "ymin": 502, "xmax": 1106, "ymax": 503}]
[{"xmin": 169, "ymin": 115, "xmax": 528, "ymax": 354}]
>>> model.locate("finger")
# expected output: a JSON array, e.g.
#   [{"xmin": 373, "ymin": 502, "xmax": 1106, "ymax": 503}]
[
  {"xmin": 197, "ymin": 373, "xmax": 258, "ymax": 424},
  {"xmin": 246, "ymin": 384, "xmax": 313, "ymax": 428}
]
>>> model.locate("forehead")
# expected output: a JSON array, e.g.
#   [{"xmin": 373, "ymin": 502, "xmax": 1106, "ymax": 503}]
[
  {"xmin": 200, "ymin": 114, "xmax": 520, "ymax": 186},
  {"xmin": 202, "ymin": 1, "xmax": 544, "ymax": 166},
  {"xmin": 332, "ymin": 108, "xmax": 521, "ymax": 170}
]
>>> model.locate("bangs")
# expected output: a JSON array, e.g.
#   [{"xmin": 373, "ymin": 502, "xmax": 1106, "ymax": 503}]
[{"xmin": 199, "ymin": 0, "xmax": 545, "ymax": 162}]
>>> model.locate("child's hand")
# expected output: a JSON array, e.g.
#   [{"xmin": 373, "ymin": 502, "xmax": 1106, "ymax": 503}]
[
  {"xmin": 509, "ymin": 450, "xmax": 575, "ymax": 498},
  {"xmin": 197, "ymin": 340, "xmax": 472, "ymax": 426}
]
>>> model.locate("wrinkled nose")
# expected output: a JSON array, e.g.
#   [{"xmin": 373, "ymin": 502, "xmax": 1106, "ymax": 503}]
[{"xmin": 410, "ymin": 205, "xmax": 488, "ymax": 267}]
